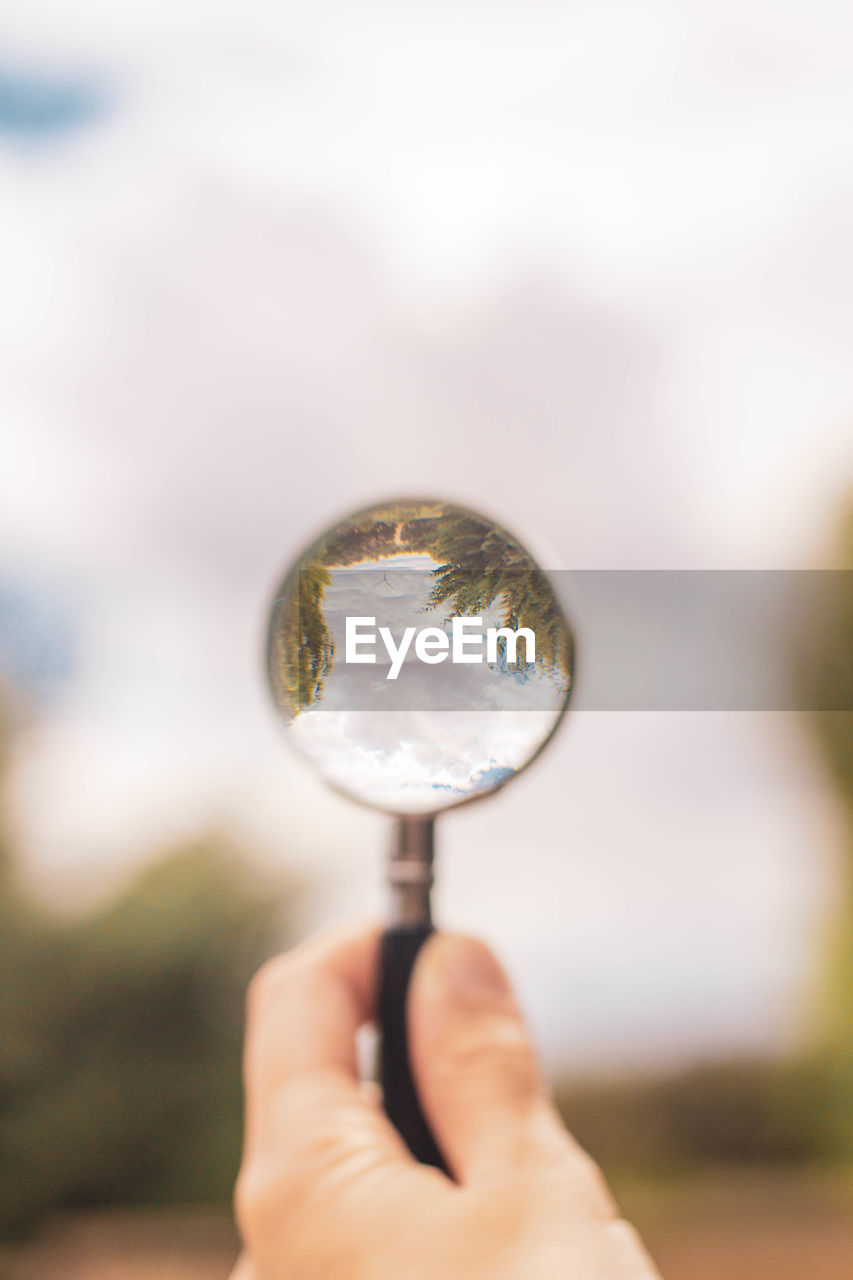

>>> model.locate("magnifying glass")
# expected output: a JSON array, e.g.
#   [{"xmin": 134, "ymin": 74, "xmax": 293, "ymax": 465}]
[{"xmin": 266, "ymin": 498, "xmax": 574, "ymax": 1170}]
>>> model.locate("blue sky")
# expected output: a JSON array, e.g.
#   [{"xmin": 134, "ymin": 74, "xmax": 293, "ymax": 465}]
[{"xmin": 0, "ymin": 63, "xmax": 106, "ymax": 137}]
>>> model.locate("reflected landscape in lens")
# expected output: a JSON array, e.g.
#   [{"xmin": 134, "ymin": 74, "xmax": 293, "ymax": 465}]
[{"xmin": 267, "ymin": 499, "xmax": 573, "ymax": 813}]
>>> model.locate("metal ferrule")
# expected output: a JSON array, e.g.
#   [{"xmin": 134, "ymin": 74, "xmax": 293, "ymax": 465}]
[{"xmin": 388, "ymin": 814, "xmax": 435, "ymax": 925}]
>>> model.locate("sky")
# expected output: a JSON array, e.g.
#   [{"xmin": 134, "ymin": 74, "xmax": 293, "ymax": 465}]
[
  {"xmin": 1, "ymin": 0, "xmax": 853, "ymax": 1075},
  {"xmin": 276, "ymin": 554, "xmax": 567, "ymax": 811}
]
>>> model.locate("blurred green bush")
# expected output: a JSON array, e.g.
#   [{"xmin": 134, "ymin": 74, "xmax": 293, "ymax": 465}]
[
  {"xmin": 557, "ymin": 498, "xmax": 853, "ymax": 1176},
  {"xmin": 800, "ymin": 505, "xmax": 853, "ymax": 1157},
  {"xmin": 556, "ymin": 1056, "xmax": 835, "ymax": 1175},
  {"xmin": 0, "ymin": 717, "xmax": 293, "ymax": 1236}
]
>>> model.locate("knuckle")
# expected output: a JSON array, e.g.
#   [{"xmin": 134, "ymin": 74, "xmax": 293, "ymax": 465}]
[
  {"xmin": 235, "ymin": 1151, "xmax": 319, "ymax": 1245},
  {"xmin": 245, "ymin": 956, "xmax": 281, "ymax": 1016},
  {"xmin": 234, "ymin": 1164, "xmax": 285, "ymax": 1242},
  {"xmin": 560, "ymin": 1144, "xmax": 617, "ymax": 1216},
  {"xmin": 245, "ymin": 951, "xmax": 300, "ymax": 1021},
  {"xmin": 235, "ymin": 1077, "xmax": 376, "ymax": 1244},
  {"xmin": 442, "ymin": 1016, "xmax": 541, "ymax": 1102},
  {"xmin": 612, "ymin": 1217, "xmax": 659, "ymax": 1269},
  {"xmin": 575, "ymin": 1150, "xmax": 612, "ymax": 1203}
]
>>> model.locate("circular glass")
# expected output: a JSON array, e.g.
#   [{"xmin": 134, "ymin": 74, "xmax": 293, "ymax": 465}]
[{"xmin": 267, "ymin": 498, "xmax": 573, "ymax": 814}]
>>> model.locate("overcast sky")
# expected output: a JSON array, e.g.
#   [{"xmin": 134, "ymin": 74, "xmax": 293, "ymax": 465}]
[{"xmin": 1, "ymin": 0, "xmax": 852, "ymax": 1074}]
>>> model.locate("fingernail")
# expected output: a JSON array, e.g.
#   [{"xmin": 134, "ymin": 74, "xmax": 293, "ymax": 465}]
[{"xmin": 425, "ymin": 933, "xmax": 511, "ymax": 1001}]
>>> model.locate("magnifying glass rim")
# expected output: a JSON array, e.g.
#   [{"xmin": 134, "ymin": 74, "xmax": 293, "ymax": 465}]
[{"xmin": 264, "ymin": 495, "xmax": 576, "ymax": 817}]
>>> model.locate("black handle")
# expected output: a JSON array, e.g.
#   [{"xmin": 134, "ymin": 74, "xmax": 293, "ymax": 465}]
[{"xmin": 378, "ymin": 922, "xmax": 447, "ymax": 1171}]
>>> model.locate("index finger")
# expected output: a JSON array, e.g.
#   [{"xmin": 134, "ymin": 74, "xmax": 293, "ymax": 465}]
[{"xmin": 241, "ymin": 922, "xmax": 409, "ymax": 1168}]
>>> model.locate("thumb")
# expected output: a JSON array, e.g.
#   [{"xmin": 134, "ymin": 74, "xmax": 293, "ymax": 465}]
[{"xmin": 408, "ymin": 933, "xmax": 573, "ymax": 1185}]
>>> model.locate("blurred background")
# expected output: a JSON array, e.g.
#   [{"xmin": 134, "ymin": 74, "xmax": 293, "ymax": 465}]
[{"xmin": 1, "ymin": 2, "xmax": 852, "ymax": 1277}]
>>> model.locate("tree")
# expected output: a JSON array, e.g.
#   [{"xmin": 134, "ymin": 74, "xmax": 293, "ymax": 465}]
[
  {"xmin": 269, "ymin": 565, "xmax": 334, "ymax": 716},
  {"xmin": 269, "ymin": 501, "xmax": 573, "ymax": 719},
  {"xmin": 800, "ymin": 501, "xmax": 853, "ymax": 1156},
  {"xmin": 0, "ymin": 707, "xmax": 297, "ymax": 1236},
  {"xmin": 425, "ymin": 511, "xmax": 572, "ymax": 680}
]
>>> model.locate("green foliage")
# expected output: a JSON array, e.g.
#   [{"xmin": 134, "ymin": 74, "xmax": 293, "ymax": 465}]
[
  {"xmin": 424, "ymin": 511, "xmax": 571, "ymax": 677},
  {"xmin": 268, "ymin": 502, "xmax": 444, "ymax": 717},
  {"xmin": 0, "ymin": 765, "xmax": 294, "ymax": 1238},
  {"xmin": 801, "ymin": 509, "xmax": 853, "ymax": 821},
  {"xmin": 797, "ymin": 500, "xmax": 853, "ymax": 1155},
  {"xmin": 555, "ymin": 1057, "xmax": 834, "ymax": 1174},
  {"xmin": 270, "ymin": 565, "xmax": 335, "ymax": 714},
  {"xmin": 548, "ymin": 499, "xmax": 853, "ymax": 1176},
  {"xmin": 270, "ymin": 500, "xmax": 573, "ymax": 718}
]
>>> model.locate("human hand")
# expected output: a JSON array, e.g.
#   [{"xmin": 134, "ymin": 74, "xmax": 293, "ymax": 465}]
[{"xmin": 231, "ymin": 924, "xmax": 660, "ymax": 1279}]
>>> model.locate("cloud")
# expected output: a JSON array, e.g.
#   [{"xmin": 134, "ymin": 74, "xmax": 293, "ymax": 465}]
[{"xmin": 1, "ymin": 0, "xmax": 852, "ymax": 1066}]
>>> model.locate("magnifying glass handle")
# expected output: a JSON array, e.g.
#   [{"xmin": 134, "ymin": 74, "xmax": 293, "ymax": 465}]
[{"xmin": 378, "ymin": 922, "xmax": 447, "ymax": 1171}]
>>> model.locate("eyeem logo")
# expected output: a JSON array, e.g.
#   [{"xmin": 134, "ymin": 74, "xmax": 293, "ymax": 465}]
[{"xmin": 345, "ymin": 616, "xmax": 536, "ymax": 680}]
